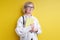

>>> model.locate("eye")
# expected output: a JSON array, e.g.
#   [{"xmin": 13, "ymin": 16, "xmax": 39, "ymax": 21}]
[{"xmin": 25, "ymin": 6, "xmax": 34, "ymax": 8}]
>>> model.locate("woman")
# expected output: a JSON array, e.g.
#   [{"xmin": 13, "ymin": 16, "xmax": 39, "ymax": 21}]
[{"xmin": 15, "ymin": 2, "xmax": 42, "ymax": 40}]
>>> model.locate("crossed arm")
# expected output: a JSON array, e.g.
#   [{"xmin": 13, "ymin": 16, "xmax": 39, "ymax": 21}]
[{"xmin": 15, "ymin": 17, "xmax": 42, "ymax": 36}]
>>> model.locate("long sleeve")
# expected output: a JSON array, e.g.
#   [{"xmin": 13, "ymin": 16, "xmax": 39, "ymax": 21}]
[
  {"xmin": 34, "ymin": 18, "xmax": 42, "ymax": 34},
  {"xmin": 15, "ymin": 16, "xmax": 32, "ymax": 37},
  {"xmin": 15, "ymin": 16, "xmax": 24, "ymax": 37}
]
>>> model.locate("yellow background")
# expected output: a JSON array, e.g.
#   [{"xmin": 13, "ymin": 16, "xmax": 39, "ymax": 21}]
[{"xmin": 0, "ymin": 0, "xmax": 60, "ymax": 40}]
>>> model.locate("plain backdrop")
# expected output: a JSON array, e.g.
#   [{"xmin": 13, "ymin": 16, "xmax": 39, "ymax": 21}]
[{"xmin": 0, "ymin": 0, "xmax": 60, "ymax": 40}]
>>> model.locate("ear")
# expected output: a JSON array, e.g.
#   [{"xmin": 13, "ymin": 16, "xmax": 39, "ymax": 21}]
[{"xmin": 23, "ymin": 8, "xmax": 25, "ymax": 13}]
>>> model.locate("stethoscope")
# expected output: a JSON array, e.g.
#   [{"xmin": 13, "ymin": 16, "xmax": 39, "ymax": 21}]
[{"xmin": 22, "ymin": 15, "xmax": 33, "ymax": 40}]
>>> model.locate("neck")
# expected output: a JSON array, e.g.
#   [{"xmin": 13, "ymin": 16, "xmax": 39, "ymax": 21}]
[{"xmin": 25, "ymin": 13, "xmax": 32, "ymax": 16}]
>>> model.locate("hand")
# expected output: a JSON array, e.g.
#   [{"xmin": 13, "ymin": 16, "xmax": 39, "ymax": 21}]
[
  {"xmin": 29, "ymin": 23, "xmax": 38, "ymax": 32},
  {"xmin": 29, "ymin": 23, "xmax": 34, "ymax": 32},
  {"xmin": 33, "ymin": 28, "xmax": 38, "ymax": 32},
  {"xmin": 30, "ymin": 23, "xmax": 34, "ymax": 30},
  {"xmin": 29, "ymin": 27, "xmax": 38, "ymax": 32}
]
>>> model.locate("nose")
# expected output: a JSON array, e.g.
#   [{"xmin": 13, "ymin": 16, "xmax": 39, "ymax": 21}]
[{"xmin": 27, "ymin": 8, "xmax": 31, "ymax": 11}]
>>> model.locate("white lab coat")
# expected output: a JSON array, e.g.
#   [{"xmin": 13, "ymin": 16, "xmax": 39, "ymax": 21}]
[{"xmin": 15, "ymin": 15, "xmax": 42, "ymax": 40}]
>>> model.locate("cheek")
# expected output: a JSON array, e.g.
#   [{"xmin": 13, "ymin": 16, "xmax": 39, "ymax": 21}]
[
  {"xmin": 29, "ymin": 9, "xmax": 33, "ymax": 12},
  {"xmin": 26, "ymin": 9, "xmax": 31, "ymax": 12},
  {"xmin": 25, "ymin": 8, "xmax": 33, "ymax": 13},
  {"xmin": 28, "ymin": 8, "xmax": 33, "ymax": 12}
]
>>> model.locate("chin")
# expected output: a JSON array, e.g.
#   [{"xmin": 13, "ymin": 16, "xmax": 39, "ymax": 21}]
[{"xmin": 27, "ymin": 12, "xmax": 31, "ymax": 14}]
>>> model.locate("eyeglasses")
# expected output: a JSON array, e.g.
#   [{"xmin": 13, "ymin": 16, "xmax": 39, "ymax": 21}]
[{"xmin": 24, "ymin": 6, "xmax": 34, "ymax": 8}]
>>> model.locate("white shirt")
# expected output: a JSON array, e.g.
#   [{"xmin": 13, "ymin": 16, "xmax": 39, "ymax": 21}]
[{"xmin": 15, "ymin": 14, "xmax": 42, "ymax": 40}]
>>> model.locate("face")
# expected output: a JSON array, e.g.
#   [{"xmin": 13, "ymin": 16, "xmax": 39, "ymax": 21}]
[{"xmin": 24, "ymin": 4, "xmax": 34, "ymax": 14}]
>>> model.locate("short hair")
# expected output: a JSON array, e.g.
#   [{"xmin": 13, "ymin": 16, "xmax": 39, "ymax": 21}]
[{"xmin": 24, "ymin": 2, "xmax": 34, "ymax": 9}]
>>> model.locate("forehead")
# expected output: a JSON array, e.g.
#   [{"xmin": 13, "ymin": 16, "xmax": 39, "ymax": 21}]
[{"xmin": 27, "ymin": 4, "xmax": 34, "ymax": 7}]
